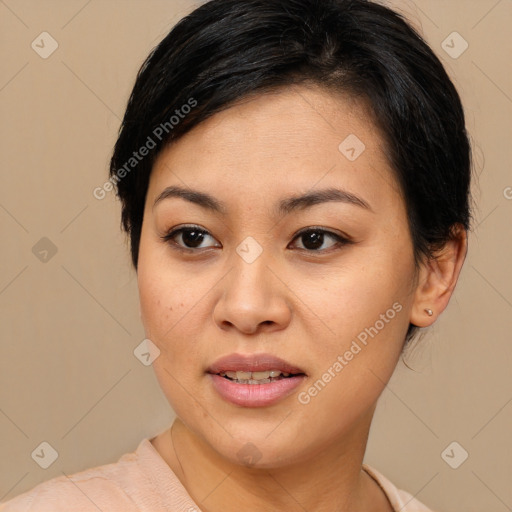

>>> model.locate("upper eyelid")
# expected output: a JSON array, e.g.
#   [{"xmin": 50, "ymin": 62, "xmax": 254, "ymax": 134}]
[{"xmin": 293, "ymin": 226, "xmax": 348, "ymax": 238}]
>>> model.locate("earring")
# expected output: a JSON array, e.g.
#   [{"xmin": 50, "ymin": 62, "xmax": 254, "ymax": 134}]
[{"xmin": 424, "ymin": 308, "xmax": 433, "ymax": 316}]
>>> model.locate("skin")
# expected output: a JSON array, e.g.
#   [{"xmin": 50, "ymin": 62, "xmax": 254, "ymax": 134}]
[{"xmin": 137, "ymin": 85, "xmax": 467, "ymax": 512}]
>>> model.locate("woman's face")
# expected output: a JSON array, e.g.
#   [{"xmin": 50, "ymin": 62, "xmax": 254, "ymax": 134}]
[{"xmin": 138, "ymin": 86, "xmax": 418, "ymax": 467}]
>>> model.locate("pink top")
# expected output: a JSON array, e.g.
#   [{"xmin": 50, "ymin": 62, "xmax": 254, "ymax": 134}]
[{"xmin": 1, "ymin": 438, "xmax": 435, "ymax": 511}]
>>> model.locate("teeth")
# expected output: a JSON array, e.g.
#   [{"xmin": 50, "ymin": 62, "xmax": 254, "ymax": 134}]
[
  {"xmin": 219, "ymin": 369, "xmax": 292, "ymax": 381},
  {"xmin": 252, "ymin": 371, "xmax": 271, "ymax": 380},
  {"xmin": 269, "ymin": 370, "xmax": 290, "ymax": 377}
]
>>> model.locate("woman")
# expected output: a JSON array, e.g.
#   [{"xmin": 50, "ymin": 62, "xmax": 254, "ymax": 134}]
[{"xmin": 1, "ymin": 0, "xmax": 471, "ymax": 510}]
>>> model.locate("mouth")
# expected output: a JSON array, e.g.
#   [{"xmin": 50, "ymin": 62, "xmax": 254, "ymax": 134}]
[
  {"xmin": 207, "ymin": 352, "xmax": 307, "ymax": 381},
  {"xmin": 214, "ymin": 369, "xmax": 306, "ymax": 384}
]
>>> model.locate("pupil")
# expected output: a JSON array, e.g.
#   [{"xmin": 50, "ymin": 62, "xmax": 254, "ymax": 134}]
[
  {"xmin": 303, "ymin": 231, "xmax": 323, "ymax": 250},
  {"xmin": 183, "ymin": 230, "xmax": 204, "ymax": 248}
]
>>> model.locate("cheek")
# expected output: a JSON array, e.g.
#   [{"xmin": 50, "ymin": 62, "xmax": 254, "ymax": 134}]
[
  {"xmin": 316, "ymin": 256, "xmax": 412, "ymax": 337},
  {"xmin": 136, "ymin": 247, "xmax": 214, "ymax": 379},
  {"xmin": 294, "ymin": 268, "xmax": 411, "ymax": 439},
  {"xmin": 137, "ymin": 270, "xmax": 174, "ymax": 339},
  {"xmin": 137, "ymin": 261, "xmax": 204, "ymax": 406},
  {"xmin": 137, "ymin": 241, "xmax": 197, "ymax": 337},
  {"xmin": 304, "ymin": 248, "xmax": 415, "ymax": 390},
  {"xmin": 138, "ymin": 275, "xmax": 201, "ymax": 356}
]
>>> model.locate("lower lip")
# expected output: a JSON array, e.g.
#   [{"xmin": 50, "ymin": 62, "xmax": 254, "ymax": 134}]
[{"xmin": 208, "ymin": 374, "xmax": 306, "ymax": 407}]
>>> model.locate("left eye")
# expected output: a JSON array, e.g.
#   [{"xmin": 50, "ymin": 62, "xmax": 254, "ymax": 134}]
[{"xmin": 289, "ymin": 228, "xmax": 350, "ymax": 252}]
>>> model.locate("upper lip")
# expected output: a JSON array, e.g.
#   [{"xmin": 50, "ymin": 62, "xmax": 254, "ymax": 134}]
[{"xmin": 207, "ymin": 353, "xmax": 306, "ymax": 375}]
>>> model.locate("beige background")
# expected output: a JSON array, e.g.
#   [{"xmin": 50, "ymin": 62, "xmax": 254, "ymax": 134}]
[{"xmin": 0, "ymin": 0, "xmax": 511, "ymax": 510}]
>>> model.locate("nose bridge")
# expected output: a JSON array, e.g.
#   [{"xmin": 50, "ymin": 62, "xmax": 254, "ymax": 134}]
[
  {"xmin": 213, "ymin": 236, "xmax": 291, "ymax": 333},
  {"xmin": 228, "ymin": 238, "xmax": 276, "ymax": 304}
]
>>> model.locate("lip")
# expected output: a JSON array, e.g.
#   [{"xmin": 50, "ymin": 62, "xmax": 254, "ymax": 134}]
[
  {"xmin": 207, "ymin": 353, "xmax": 306, "ymax": 375},
  {"xmin": 207, "ymin": 353, "xmax": 307, "ymax": 408},
  {"xmin": 208, "ymin": 374, "xmax": 306, "ymax": 407}
]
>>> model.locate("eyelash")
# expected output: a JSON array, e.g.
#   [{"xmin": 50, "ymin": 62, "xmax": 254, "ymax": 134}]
[{"xmin": 160, "ymin": 224, "xmax": 353, "ymax": 254}]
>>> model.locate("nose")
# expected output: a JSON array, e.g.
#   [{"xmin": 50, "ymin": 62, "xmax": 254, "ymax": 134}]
[{"xmin": 212, "ymin": 251, "xmax": 292, "ymax": 335}]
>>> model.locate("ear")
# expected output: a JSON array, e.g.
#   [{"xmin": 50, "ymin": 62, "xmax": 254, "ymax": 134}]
[{"xmin": 410, "ymin": 224, "xmax": 468, "ymax": 327}]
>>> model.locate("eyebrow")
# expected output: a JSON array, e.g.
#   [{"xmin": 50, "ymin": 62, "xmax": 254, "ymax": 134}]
[{"xmin": 153, "ymin": 185, "xmax": 372, "ymax": 216}]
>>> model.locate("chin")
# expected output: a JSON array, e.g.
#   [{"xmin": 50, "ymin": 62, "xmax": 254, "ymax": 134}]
[{"xmin": 201, "ymin": 428, "xmax": 314, "ymax": 470}]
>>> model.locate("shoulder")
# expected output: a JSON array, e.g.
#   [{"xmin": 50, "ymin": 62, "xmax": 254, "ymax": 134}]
[
  {"xmin": 363, "ymin": 464, "xmax": 438, "ymax": 512},
  {"xmin": 0, "ymin": 439, "xmax": 164, "ymax": 512}
]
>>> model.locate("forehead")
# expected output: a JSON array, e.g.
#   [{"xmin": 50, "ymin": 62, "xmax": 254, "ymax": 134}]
[{"xmin": 148, "ymin": 85, "xmax": 399, "ymax": 213}]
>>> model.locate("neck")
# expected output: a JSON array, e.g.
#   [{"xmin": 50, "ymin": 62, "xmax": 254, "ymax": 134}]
[{"xmin": 153, "ymin": 410, "xmax": 393, "ymax": 512}]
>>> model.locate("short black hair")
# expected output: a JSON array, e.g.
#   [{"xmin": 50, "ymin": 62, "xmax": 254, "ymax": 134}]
[{"xmin": 109, "ymin": 0, "xmax": 472, "ymax": 342}]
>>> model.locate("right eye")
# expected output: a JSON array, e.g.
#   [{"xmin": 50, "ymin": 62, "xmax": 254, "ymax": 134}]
[{"xmin": 161, "ymin": 225, "xmax": 222, "ymax": 252}]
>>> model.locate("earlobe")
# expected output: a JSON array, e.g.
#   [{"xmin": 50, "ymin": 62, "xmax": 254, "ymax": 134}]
[{"xmin": 410, "ymin": 226, "xmax": 468, "ymax": 328}]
